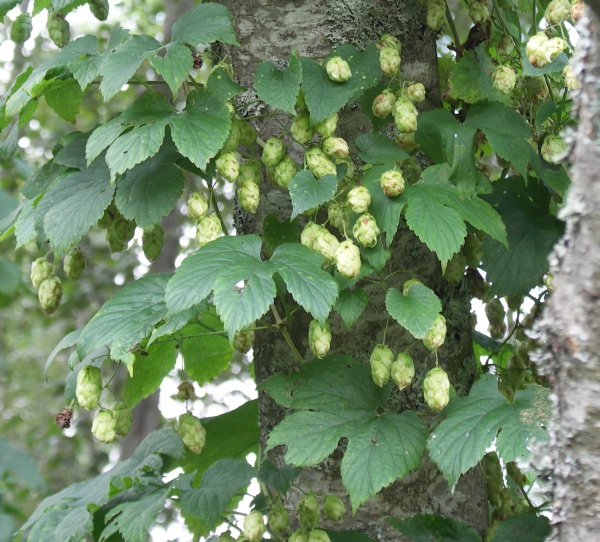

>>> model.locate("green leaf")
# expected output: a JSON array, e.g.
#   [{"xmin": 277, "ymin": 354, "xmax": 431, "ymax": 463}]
[
  {"xmin": 386, "ymin": 283, "xmax": 442, "ymax": 339},
  {"xmin": 488, "ymin": 513, "xmax": 551, "ymax": 542},
  {"xmin": 180, "ymin": 312, "xmax": 233, "ymax": 385},
  {"xmin": 149, "ymin": 42, "xmax": 193, "ymax": 97},
  {"xmin": 521, "ymin": 45, "xmax": 567, "ymax": 76},
  {"xmin": 100, "ymin": 34, "xmax": 162, "ymax": 102},
  {"xmin": 263, "ymin": 356, "xmax": 428, "ymax": 511},
  {"xmin": 464, "ymin": 101, "xmax": 531, "ymax": 179},
  {"xmin": 0, "ymin": 438, "xmax": 46, "ymax": 490},
  {"xmin": 335, "ymin": 287, "xmax": 368, "ymax": 329},
  {"xmin": 14, "ymin": 200, "xmax": 37, "ymax": 249},
  {"xmin": 263, "ymin": 215, "xmax": 298, "ymax": 257},
  {"xmin": 68, "ymin": 39, "xmax": 103, "ymax": 91},
  {"xmin": 327, "ymin": 531, "xmax": 377, "ymax": 542},
  {"xmin": 0, "ymin": 0, "xmax": 19, "ymax": 17},
  {"xmin": 481, "ymin": 177, "xmax": 564, "ymax": 297},
  {"xmin": 356, "ymin": 133, "xmax": 408, "ymax": 164},
  {"xmin": 35, "ymin": 163, "xmax": 114, "ymax": 252},
  {"xmin": 257, "ymin": 461, "xmax": 301, "ymax": 494},
  {"xmin": 362, "ymin": 240, "xmax": 391, "ymax": 272},
  {"xmin": 170, "ymin": 3, "xmax": 238, "ymax": 46},
  {"xmin": 114, "ymin": 142, "xmax": 184, "ymax": 228},
  {"xmin": 254, "ymin": 53, "xmax": 302, "ymax": 114},
  {"xmin": 100, "ymin": 487, "xmax": 171, "ymax": 542},
  {"xmin": 363, "ymin": 164, "xmax": 406, "ymax": 240},
  {"xmin": 179, "ymin": 459, "xmax": 255, "ymax": 529},
  {"xmin": 388, "ymin": 514, "xmax": 482, "ymax": 542},
  {"xmin": 45, "ymin": 329, "xmax": 82, "ymax": 376},
  {"xmin": 206, "ymin": 67, "xmax": 245, "ymax": 102},
  {"xmin": 124, "ymin": 341, "xmax": 178, "ymax": 408},
  {"xmin": 78, "ymin": 274, "xmax": 171, "ymax": 363},
  {"xmin": 44, "ymin": 80, "xmax": 83, "ymax": 123},
  {"xmin": 358, "ymin": 82, "xmax": 393, "ymax": 132},
  {"xmin": 169, "ymin": 89, "xmax": 231, "ymax": 170},
  {"xmin": 428, "ymin": 375, "xmax": 551, "ymax": 488},
  {"xmin": 0, "ymin": 256, "xmax": 21, "ymax": 307},
  {"xmin": 0, "ymin": 124, "xmax": 19, "ymax": 158},
  {"xmin": 301, "ymin": 43, "xmax": 380, "ymax": 124},
  {"xmin": 449, "ymin": 47, "xmax": 509, "ymax": 104},
  {"xmin": 289, "ymin": 170, "xmax": 339, "ymax": 219}
]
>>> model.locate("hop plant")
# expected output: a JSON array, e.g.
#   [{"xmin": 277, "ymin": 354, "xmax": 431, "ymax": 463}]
[
  {"xmin": 485, "ymin": 297, "xmax": 506, "ymax": 327},
  {"xmin": 177, "ymin": 412, "xmax": 206, "ymax": 454},
  {"xmin": 352, "ymin": 213, "xmax": 380, "ymax": 248},
  {"xmin": 233, "ymin": 328, "xmax": 255, "ymax": 354},
  {"xmin": 292, "ymin": 113, "xmax": 315, "ymax": 145},
  {"xmin": 312, "ymin": 227, "xmax": 340, "ymax": 264},
  {"xmin": 406, "ymin": 82, "xmax": 426, "ymax": 102},
  {"xmin": 544, "ymin": 37, "xmax": 567, "ymax": 64},
  {"xmin": 38, "ymin": 276, "xmax": 63, "ymax": 314},
  {"xmin": 380, "ymin": 169, "xmax": 405, "ymax": 197},
  {"xmin": 238, "ymin": 179, "xmax": 260, "ymax": 213},
  {"xmin": 177, "ymin": 382, "xmax": 195, "ymax": 401},
  {"xmin": 46, "ymin": 12, "xmax": 70, "ymax": 48},
  {"xmin": 262, "ymin": 136, "xmax": 286, "ymax": 167},
  {"xmin": 216, "ymin": 151, "xmax": 239, "ymax": 182},
  {"xmin": 301, "ymin": 222, "xmax": 322, "ymax": 250},
  {"xmin": 239, "ymin": 120, "xmax": 258, "ymax": 147},
  {"xmin": 305, "ymin": 146, "xmax": 337, "ymax": 179},
  {"xmin": 315, "ymin": 112, "xmax": 338, "ymax": 137},
  {"xmin": 379, "ymin": 46, "xmax": 401, "ymax": 76},
  {"xmin": 469, "ymin": 1, "xmax": 490, "ymax": 23},
  {"xmin": 380, "ymin": 33, "xmax": 401, "ymax": 52},
  {"xmin": 525, "ymin": 32, "xmax": 549, "ymax": 67},
  {"xmin": 268, "ymin": 504, "xmax": 290, "ymax": 536},
  {"xmin": 326, "ymin": 56, "xmax": 352, "ymax": 82},
  {"xmin": 243, "ymin": 511, "xmax": 266, "ymax": 542},
  {"xmin": 239, "ymin": 159, "xmax": 263, "ymax": 184},
  {"xmin": 142, "ymin": 224, "xmax": 164, "ymax": 262},
  {"xmin": 10, "ymin": 13, "xmax": 32, "ymax": 44},
  {"xmin": 219, "ymin": 532, "xmax": 236, "ymax": 542},
  {"xmin": 222, "ymin": 120, "xmax": 242, "ymax": 153},
  {"xmin": 327, "ymin": 201, "xmax": 349, "ymax": 231},
  {"xmin": 309, "ymin": 319, "xmax": 332, "ymax": 359},
  {"xmin": 76, "ymin": 366, "xmax": 102, "ymax": 410},
  {"xmin": 541, "ymin": 135, "xmax": 567, "ymax": 164},
  {"xmin": 423, "ymin": 367, "xmax": 451, "ymax": 411},
  {"xmin": 496, "ymin": 34, "xmax": 516, "ymax": 58},
  {"xmin": 196, "ymin": 215, "xmax": 223, "ymax": 246},
  {"xmin": 112, "ymin": 402, "xmax": 133, "ymax": 437},
  {"xmin": 112, "ymin": 214, "xmax": 136, "ymax": 244},
  {"xmin": 427, "ymin": 0, "xmax": 446, "ymax": 31},
  {"xmin": 393, "ymin": 97, "xmax": 418, "ymax": 133},
  {"xmin": 370, "ymin": 344, "xmax": 394, "ymax": 387},
  {"xmin": 347, "ymin": 186, "xmax": 371, "ymax": 213},
  {"xmin": 391, "ymin": 353, "xmax": 415, "ymax": 390},
  {"xmin": 92, "ymin": 409, "xmax": 117, "ymax": 444},
  {"xmin": 187, "ymin": 192, "xmax": 209, "ymax": 222},
  {"xmin": 372, "ymin": 89, "xmax": 396, "ymax": 118},
  {"xmin": 322, "ymin": 136, "xmax": 349, "ymax": 159},
  {"xmin": 545, "ymin": 0, "xmax": 570, "ymax": 25},
  {"xmin": 308, "ymin": 530, "xmax": 331, "ymax": 542},
  {"xmin": 273, "ymin": 156, "xmax": 298, "ymax": 189},
  {"xmin": 30, "ymin": 258, "xmax": 53, "ymax": 289},
  {"xmin": 492, "ymin": 66, "xmax": 517, "ymax": 95},
  {"xmin": 297, "ymin": 492, "xmax": 320, "ymax": 530},
  {"xmin": 563, "ymin": 63, "xmax": 580, "ymax": 91},
  {"xmin": 571, "ymin": 0, "xmax": 584, "ymax": 21},
  {"xmin": 334, "ymin": 239, "xmax": 361, "ymax": 279},
  {"xmin": 289, "ymin": 530, "xmax": 310, "ymax": 542},
  {"xmin": 63, "ymin": 248, "xmax": 86, "ymax": 279},
  {"xmin": 422, "ymin": 314, "xmax": 447, "ymax": 352},
  {"xmin": 88, "ymin": 0, "xmax": 109, "ymax": 20},
  {"xmin": 323, "ymin": 495, "xmax": 346, "ymax": 522},
  {"xmin": 443, "ymin": 251, "xmax": 467, "ymax": 284}
]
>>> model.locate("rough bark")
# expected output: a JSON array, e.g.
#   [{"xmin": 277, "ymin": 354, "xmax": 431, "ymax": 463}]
[
  {"xmin": 537, "ymin": 7, "xmax": 600, "ymax": 540},
  {"xmin": 223, "ymin": 1, "xmax": 487, "ymax": 539}
]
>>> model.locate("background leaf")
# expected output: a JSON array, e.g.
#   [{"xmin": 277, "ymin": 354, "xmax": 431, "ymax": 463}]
[
  {"xmin": 388, "ymin": 514, "xmax": 482, "ymax": 542},
  {"xmin": 386, "ymin": 283, "xmax": 442, "ymax": 339},
  {"xmin": 488, "ymin": 513, "xmax": 551, "ymax": 542},
  {"xmin": 149, "ymin": 42, "xmax": 193, "ymax": 97},
  {"xmin": 356, "ymin": 133, "xmax": 408, "ymax": 164},
  {"xmin": 288, "ymin": 170, "xmax": 339, "ymax": 219},
  {"xmin": 170, "ymin": 3, "xmax": 238, "ymax": 46},
  {"xmin": 335, "ymin": 287, "xmax": 368, "ymax": 329},
  {"xmin": 254, "ymin": 54, "xmax": 302, "ymax": 113}
]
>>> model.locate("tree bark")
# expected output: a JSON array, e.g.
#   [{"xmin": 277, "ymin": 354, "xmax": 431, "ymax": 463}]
[
  {"xmin": 538, "ymin": 7, "xmax": 600, "ymax": 540},
  {"xmin": 223, "ymin": 1, "xmax": 487, "ymax": 538}
]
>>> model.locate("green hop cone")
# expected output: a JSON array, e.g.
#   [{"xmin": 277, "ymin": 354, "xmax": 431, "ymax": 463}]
[
  {"xmin": 545, "ymin": 0, "xmax": 570, "ymax": 25},
  {"xmin": 326, "ymin": 56, "xmax": 352, "ymax": 82},
  {"xmin": 370, "ymin": 344, "xmax": 394, "ymax": 387},
  {"xmin": 46, "ymin": 12, "xmax": 70, "ymax": 48},
  {"xmin": 422, "ymin": 314, "xmax": 447, "ymax": 352},
  {"xmin": 177, "ymin": 381, "xmax": 195, "ymax": 401},
  {"xmin": 92, "ymin": 409, "xmax": 117, "ymax": 444},
  {"xmin": 327, "ymin": 201, "xmax": 349, "ymax": 232},
  {"xmin": 30, "ymin": 258, "xmax": 53, "ymax": 289},
  {"xmin": 347, "ymin": 185, "xmax": 371, "ymax": 213},
  {"xmin": 322, "ymin": 136, "xmax": 349, "ymax": 159},
  {"xmin": 406, "ymin": 82, "xmax": 426, "ymax": 102},
  {"xmin": 427, "ymin": 0, "xmax": 446, "ymax": 31},
  {"xmin": 312, "ymin": 226, "xmax": 340, "ymax": 265},
  {"xmin": 262, "ymin": 136, "xmax": 286, "ymax": 167},
  {"xmin": 112, "ymin": 402, "xmax": 132, "ymax": 437},
  {"xmin": 469, "ymin": 1, "xmax": 490, "ymax": 23},
  {"xmin": 393, "ymin": 97, "xmax": 418, "ymax": 133},
  {"xmin": 301, "ymin": 222, "xmax": 321, "ymax": 250},
  {"xmin": 177, "ymin": 412, "xmax": 206, "ymax": 454},
  {"xmin": 243, "ymin": 511, "xmax": 266, "ymax": 542},
  {"xmin": 541, "ymin": 135, "xmax": 567, "ymax": 164},
  {"xmin": 76, "ymin": 365, "xmax": 102, "ymax": 410},
  {"xmin": 485, "ymin": 297, "xmax": 505, "ymax": 328},
  {"xmin": 268, "ymin": 504, "xmax": 290, "ymax": 536},
  {"xmin": 239, "ymin": 159, "xmax": 263, "ymax": 184},
  {"xmin": 492, "ymin": 66, "xmax": 517, "ymax": 95},
  {"xmin": 97, "ymin": 203, "xmax": 117, "ymax": 229},
  {"xmin": 544, "ymin": 37, "xmax": 567, "ymax": 64},
  {"xmin": 323, "ymin": 495, "xmax": 346, "ymax": 522},
  {"xmin": 571, "ymin": 0, "xmax": 584, "ymax": 21},
  {"xmin": 219, "ymin": 532, "xmax": 236, "ymax": 542},
  {"xmin": 38, "ymin": 276, "xmax": 63, "ymax": 314},
  {"xmin": 315, "ymin": 112, "xmax": 338, "ymax": 137},
  {"xmin": 334, "ymin": 239, "xmax": 361, "ymax": 279},
  {"xmin": 89, "ymin": 0, "xmax": 109, "ymax": 21},
  {"xmin": 297, "ymin": 492, "xmax": 320, "ymax": 530},
  {"xmin": 233, "ymin": 328, "xmax": 255, "ymax": 354},
  {"xmin": 106, "ymin": 227, "xmax": 126, "ymax": 253},
  {"xmin": 238, "ymin": 179, "xmax": 260, "ymax": 213},
  {"xmin": 563, "ymin": 63, "xmax": 580, "ymax": 91},
  {"xmin": 63, "ymin": 248, "xmax": 86, "ymax": 280},
  {"xmin": 443, "ymin": 251, "xmax": 466, "ymax": 284},
  {"xmin": 308, "ymin": 530, "xmax": 331, "ymax": 542},
  {"xmin": 463, "ymin": 233, "xmax": 482, "ymax": 268},
  {"xmin": 352, "ymin": 213, "xmax": 380, "ymax": 248},
  {"xmin": 142, "ymin": 224, "xmax": 164, "ymax": 262},
  {"xmin": 484, "ymin": 451, "xmax": 503, "ymax": 508},
  {"xmin": 423, "ymin": 367, "xmax": 450, "ymax": 411},
  {"xmin": 187, "ymin": 192, "xmax": 209, "ymax": 222},
  {"xmin": 305, "ymin": 146, "xmax": 337, "ymax": 179},
  {"xmin": 291, "ymin": 112, "xmax": 315, "ymax": 145},
  {"xmin": 289, "ymin": 530, "xmax": 310, "ymax": 542},
  {"xmin": 396, "ymin": 132, "xmax": 417, "ymax": 153},
  {"xmin": 526, "ymin": 32, "xmax": 549, "ymax": 67},
  {"xmin": 391, "ymin": 353, "xmax": 415, "ymax": 390},
  {"xmin": 10, "ymin": 13, "xmax": 32, "ymax": 44},
  {"xmin": 372, "ymin": 89, "xmax": 396, "ymax": 118},
  {"xmin": 196, "ymin": 215, "xmax": 223, "ymax": 246},
  {"xmin": 496, "ymin": 34, "xmax": 515, "ymax": 58},
  {"xmin": 379, "ymin": 46, "xmax": 401, "ymax": 77},
  {"xmin": 216, "ymin": 151, "xmax": 239, "ymax": 182},
  {"xmin": 273, "ymin": 156, "xmax": 298, "ymax": 189},
  {"xmin": 239, "ymin": 121, "xmax": 258, "ymax": 147},
  {"xmin": 221, "ymin": 120, "xmax": 242, "ymax": 153},
  {"xmin": 112, "ymin": 214, "xmax": 136, "ymax": 244},
  {"xmin": 380, "ymin": 33, "xmax": 402, "ymax": 53},
  {"xmin": 309, "ymin": 319, "xmax": 332, "ymax": 359}
]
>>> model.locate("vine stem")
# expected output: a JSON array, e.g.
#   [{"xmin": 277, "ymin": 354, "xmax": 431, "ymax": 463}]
[
  {"xmin": 270, "ymin": 304, "xmax": 304, "ymax": 364},
  {"xmin": 209, "ymin": 188, "xmax": 230, "ymax": 236},
  {"xmin": 445, "ymin": 3, "xmax": 461, "ymax": 56}
]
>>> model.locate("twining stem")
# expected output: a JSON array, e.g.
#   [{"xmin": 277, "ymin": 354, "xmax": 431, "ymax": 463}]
[{"xmin": 270, "ymin": 304, "xmax": 304, "ymax": 364}]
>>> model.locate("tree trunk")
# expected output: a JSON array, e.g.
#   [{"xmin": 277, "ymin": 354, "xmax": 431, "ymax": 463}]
[
  {"xmin": 538, "ymin": 7, "xmax": 600, "ymax": 539},
  {"xmin": 223, "ymin": 1, "xmax": 487, "ymax": 538}
]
